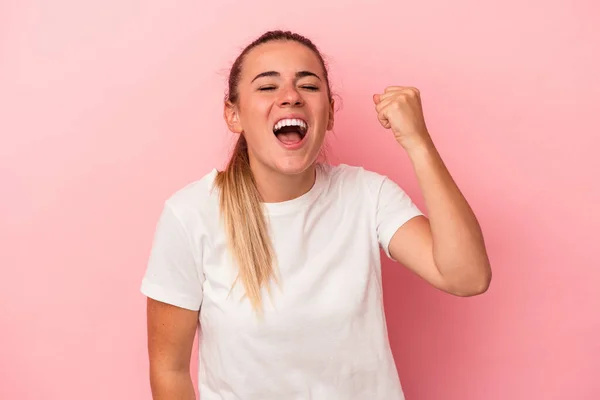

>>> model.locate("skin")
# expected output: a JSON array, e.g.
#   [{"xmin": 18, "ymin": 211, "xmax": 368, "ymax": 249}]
[
  {"xmin": 373, "ymin": 87, "xmax": 492, "ymax": 296},
  {"xmin": 147, "ymin": 40, "xmax": 492, "ymax": 399},
  {"xmin": 147, "ymin": 299, "xmax": 197, "ymax": 399},
  {"xmin": 224, "ymin": 40, "xmax": 334, "ymax": 203}
]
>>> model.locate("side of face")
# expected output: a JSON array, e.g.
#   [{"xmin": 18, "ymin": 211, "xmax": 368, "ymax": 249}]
[{"xmin": 224, "ymin": 40, "xmax": 334, "ymax": 176}]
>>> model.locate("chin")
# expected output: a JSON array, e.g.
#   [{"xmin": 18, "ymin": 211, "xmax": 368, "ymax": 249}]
[{"xmin": 273, "ymin": 155, "xmax": 317, "ymax": 176}]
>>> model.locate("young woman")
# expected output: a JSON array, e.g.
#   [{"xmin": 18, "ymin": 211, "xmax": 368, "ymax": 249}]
[{"xmin": 141, "ymin": 30, "xmax": 491, "ymax": 400}]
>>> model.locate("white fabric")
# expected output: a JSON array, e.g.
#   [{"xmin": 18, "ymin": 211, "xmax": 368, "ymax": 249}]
[{"xmin": 141, "ymin": 163, "xmax": 424, "ymax": 400}]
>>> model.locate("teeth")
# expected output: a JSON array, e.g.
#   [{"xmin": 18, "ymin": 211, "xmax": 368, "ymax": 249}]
[{"xmin": 273, "ymin": 118, "xmax": 307, "ymax": 132}]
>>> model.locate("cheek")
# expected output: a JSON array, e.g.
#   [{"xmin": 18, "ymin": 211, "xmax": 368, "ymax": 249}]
[
  {"xmin": 239, "ymin": 99, "xmax": 272, "ymax": 132},
  {"xmin": 251, "ymin": 99, "xmax": 273, "ymax": 117},
  {"xmin": 311, "ymin": 96, "xmax": 331, "ymax": 116}
]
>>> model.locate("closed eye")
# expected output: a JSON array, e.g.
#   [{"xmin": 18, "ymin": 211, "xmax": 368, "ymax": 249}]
[{"xmin": 257, "ymin": 85, "xmax": 319, "ymax": 92}]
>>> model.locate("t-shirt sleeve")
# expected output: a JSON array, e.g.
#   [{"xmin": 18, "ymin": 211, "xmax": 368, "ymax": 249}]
[
  {"xmin": 140, "ymin": 202, "xmax": 204, "ymax": 311},
  {"xmin": 372, "ymin": 174, "xmax": 425, "ymax": 260}
]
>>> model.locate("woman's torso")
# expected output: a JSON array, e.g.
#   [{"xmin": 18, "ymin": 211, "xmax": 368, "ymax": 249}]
[{"xmin": 185, "ymin": 164, "xmax": 406, "ymax": 399}]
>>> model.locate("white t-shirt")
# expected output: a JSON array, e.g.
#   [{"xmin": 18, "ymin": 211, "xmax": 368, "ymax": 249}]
[{"xmin": 141, "ymin": 163, "xmax": 424, "ymax": 400}]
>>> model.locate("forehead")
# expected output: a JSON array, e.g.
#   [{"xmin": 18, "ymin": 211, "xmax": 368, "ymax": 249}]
[{"xmin": 241, "ymin": 41, "xmax": 324, "ymax": 81}]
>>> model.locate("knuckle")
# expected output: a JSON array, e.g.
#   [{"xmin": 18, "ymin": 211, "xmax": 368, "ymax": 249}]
[{"xmin": 406, "ymin": 87, "xmax": 418, "ymax": 97}]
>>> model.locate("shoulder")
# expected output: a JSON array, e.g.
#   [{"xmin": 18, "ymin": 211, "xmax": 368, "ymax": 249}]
[
  {"xmin": 320, "ymin": 163, "xmax": 390, "ymax": 197},
  {"xmin": 321, "ymin": 162, "xmax": 388, "ymax": 182},
  {"xmin": 162, "ymin": 168, "xmax": 220, "ymax": 228},
  {"xmin": 319, "ymin": 163, "xmax": 418, "ymax": 214}
]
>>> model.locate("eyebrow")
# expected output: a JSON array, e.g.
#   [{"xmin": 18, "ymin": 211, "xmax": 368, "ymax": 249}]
[{"xmin": 251, "ymin": 70, "xmax": 321, "ymax": 83}]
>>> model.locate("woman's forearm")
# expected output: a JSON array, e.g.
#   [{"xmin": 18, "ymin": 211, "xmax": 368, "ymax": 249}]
[
  {"xmin": 150, "ymin": 368, "xmax": 196, "ymax": 400},
  {"xmin": 407, "ymin": 138, "xmax": 492, "ymax": 295}
]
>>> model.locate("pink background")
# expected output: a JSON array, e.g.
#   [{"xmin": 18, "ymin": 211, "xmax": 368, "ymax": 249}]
[{"xmin": 1, "ymin": 1, "xmax": 599, "ymax": 399}]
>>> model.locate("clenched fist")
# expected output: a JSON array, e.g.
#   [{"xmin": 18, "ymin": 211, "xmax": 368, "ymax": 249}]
[{"xmin": 373, "ymin": 86, "xmax": 432, "ymax": 151}]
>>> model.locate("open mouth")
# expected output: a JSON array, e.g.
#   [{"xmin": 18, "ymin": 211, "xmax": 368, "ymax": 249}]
[{"xmin": 273, "ymin": 118, "xmax": 308, "ymax": 146}]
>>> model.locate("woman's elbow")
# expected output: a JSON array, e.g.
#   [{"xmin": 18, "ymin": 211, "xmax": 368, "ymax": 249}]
[{"xmin": 447, "ymin": 264, "xmax": 492, "ymax": 297}]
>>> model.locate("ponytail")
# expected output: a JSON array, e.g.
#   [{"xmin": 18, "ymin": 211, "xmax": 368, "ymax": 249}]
[
  {"xmin": 213, "ymin": 135, "xmax": 278, "ymax": 314},
  {"xmin": 216, "ymin": 30, "xmax": 332, "ymax": 314}
]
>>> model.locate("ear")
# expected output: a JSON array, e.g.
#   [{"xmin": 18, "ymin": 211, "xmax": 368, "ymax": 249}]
[
  {"xmin": 327, "ymin": 98, "xmax": 335, "ymax": 131},
  {"xmin": 224, "ymin": 101, "xmax": 243, "ymax": 134}
]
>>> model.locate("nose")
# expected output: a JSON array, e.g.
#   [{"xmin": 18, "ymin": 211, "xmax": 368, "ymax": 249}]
[{"xmin": 278, "ymin": 85, "xmax": 304, "ymax": 107}]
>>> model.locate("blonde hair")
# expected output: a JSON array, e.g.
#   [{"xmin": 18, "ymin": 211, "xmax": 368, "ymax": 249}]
[
  {"xmin": 213, "ymin": 136, "xmax": 278, "ymax": 313},
  {"xmin": 214, "ymin": 30, "xmax": 332, "ymax": 313}
]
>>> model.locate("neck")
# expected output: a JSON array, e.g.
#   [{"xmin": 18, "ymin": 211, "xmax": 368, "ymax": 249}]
[{"xmin": 250, "ymin": 161, "xmax": 317, "ymax": 203}]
